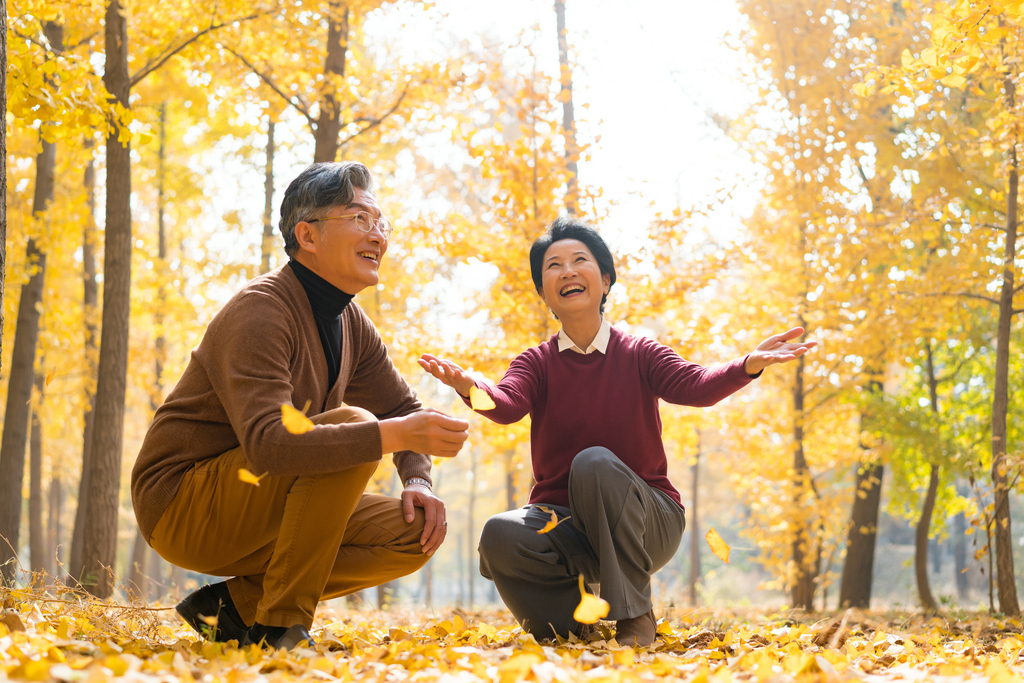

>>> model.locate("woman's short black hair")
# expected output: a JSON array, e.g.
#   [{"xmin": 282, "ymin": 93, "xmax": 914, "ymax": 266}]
[{"xmin": 529, "ymin": 217, "xmax": 617, "ymax": 314}]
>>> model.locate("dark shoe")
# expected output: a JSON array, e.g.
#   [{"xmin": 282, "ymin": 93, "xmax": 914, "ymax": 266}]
[
  {"xmin": 176, "ymin": 581, "xmax": 250, "ymax": 643},
  {"xmin": 243, "ymin": 623, "xmax": 314, "ymax": 650},
  {"xmin": 615, "ymin": 610, "xmax": 657, "ymax": 647}
]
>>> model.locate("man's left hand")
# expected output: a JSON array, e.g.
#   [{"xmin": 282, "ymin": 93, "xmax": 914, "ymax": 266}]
[
  {"xmin": 744, "ymin": 326, "xmax": 818, "ymax": 375},
  {"xmin": 402, "ymin": 484, "xmax": 447, "ymax": 555}
]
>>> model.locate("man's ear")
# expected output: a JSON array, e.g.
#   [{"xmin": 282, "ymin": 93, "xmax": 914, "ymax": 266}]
[{"xmin": 294, "ymin": 221, "xmax": 318, "ymax": 254}]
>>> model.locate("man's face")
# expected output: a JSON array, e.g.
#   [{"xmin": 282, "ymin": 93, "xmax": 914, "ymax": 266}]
[{"xmin": 297, "ymin": 188, "xmax": 388, "ymax": 294}]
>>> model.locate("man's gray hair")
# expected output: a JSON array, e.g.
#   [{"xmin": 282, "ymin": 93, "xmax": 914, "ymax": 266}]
[{"xmin": 278, "ymin": 162, "xmax": 375, "ymax": 257}]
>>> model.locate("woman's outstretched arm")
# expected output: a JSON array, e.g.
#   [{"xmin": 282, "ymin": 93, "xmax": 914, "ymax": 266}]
[{"xmin": 418, "ymin": 353, "xmax": 538, "ymax": 425}]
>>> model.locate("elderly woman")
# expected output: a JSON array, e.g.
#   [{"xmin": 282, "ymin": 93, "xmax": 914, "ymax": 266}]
[{"xmin": 420, "ymin": 217, "xmax": 814, "ymax": 646}]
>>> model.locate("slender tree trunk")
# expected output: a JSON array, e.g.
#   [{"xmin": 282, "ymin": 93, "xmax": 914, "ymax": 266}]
[
  {"xmin": 29, "ymin": 371, "xmax": 45, "ymax": 574},
  {"xmin": 554, "ymin": 0, "xmax": 579, "ymax": 214},
  {"xmin": 312, "ymin": 2, "xmax": 349, "ymax": 163},
  {"xmin": 837, "ymin": 459, "xmax": 884, "ymax": 608},
  {"xmin": 689, "ymin": 430, "xmax": 701, "ymax": 606},
  {"xmin": 70, "ymin": 138, "xmax": 99, "ymax": 582},
  {"xmin": 147, "ymin": 545, "xmax": 164, "ymax": 600},
  {"xmin": 467, "ymin": 448, "xmax": 476, "ymax": 609},
  {"xmin": 0, "ymin": 22, "xmax": 62, "ymax": 579},
  {"xmin": 954, "ymin": 505, "xmax": 969, "ymax": 602},
  {"xmin": 423, "ymin": 559, "xmax": 432, "ymax": 608},
  {"xmin": 47, "ymin": 476, "xmax": 62, "ymax": 577},
  {"xmin": 79, "ymin": 0, "xmax": 131, "ymax": 597},
  {"xmin": 127, "ymin": 529, "xmax": 148, "ymax": 599},
  {"xmin": 153, "ymin": 103, "xmax": 168, "ymax": 411},
  {"xmin": 0, "ymin": 0, "xmax": 7, "ymax": 405},
  {"xmin": 915, "ymin": 342, "xmax": 941, "ymax": 611},
  {"xmin": 261, "ymin": 120, "xmax": 275, "ymax": 274},
  {"xmin": 791, "ymin": 353, "xmax": 816, "ymax": 609},
  {"xmin": 504, "ymin": 450, "xmax": 516, "ymax": 511},
  {"xmin": 991, "ymin": 66, "xmax": 1020, "ymax": 617}
]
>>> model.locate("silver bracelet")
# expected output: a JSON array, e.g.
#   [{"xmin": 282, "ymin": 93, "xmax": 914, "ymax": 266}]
[{"xmin": 405, "ymin": 477, "xmax": 432, "ymax": 490}]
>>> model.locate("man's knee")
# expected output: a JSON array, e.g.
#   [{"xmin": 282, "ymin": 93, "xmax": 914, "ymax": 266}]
[{"xmin": 314, "ymin": 406, "xmax": 377, "ymax": 426}]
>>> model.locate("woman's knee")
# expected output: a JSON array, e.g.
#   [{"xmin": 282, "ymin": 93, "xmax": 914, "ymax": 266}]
[{"xmin": 570, "ymin": 447, "xmax": 621, "ymax": 482}]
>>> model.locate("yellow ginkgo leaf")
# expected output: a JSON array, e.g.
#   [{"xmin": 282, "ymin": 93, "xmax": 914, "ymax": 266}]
[
  {"xmin": 537, "ymin": 508, "xmax": 571, "ymax": 534},
  {"xmin": 44, "ymin": 368, "xmax": 57, "ymax": 388},
  {"xmin": 281, "ymin": 399, "xmax": 315, "ymax": 434},
  {"xmin": 470, "ymin": 386, "xmax": 496, "ymax": 411},
  {"xmin": 706, "ymin": 527, "xmax": 730, "ymax": 564},
  {"xmin": 238, "ymin": 468, "xmax": 267, "ymax": 486},
  {"xmin": 573, "ymin": 574, "xmax": 609, "ymax": 624}
]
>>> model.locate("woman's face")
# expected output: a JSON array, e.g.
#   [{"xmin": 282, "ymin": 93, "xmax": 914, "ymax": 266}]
[{"xmin": 538, "ymin": 239, "xmax": 610, "ymax": 319}]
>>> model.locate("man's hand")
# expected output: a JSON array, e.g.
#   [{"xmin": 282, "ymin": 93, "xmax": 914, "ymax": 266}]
[
  {"xmin": 744, "ymin": 327, "xmax": 818, "ymax": 375},
  {"xmin": 379, "ymin": 409, "xmax": 469, "ymax": 457},
  {"xmin": 418, "ymin": 354, "xmax": 476, "ymax": 397},
  {"xmin": 402, "ymin": 483, "xmax": 447, "ymax": 555}
]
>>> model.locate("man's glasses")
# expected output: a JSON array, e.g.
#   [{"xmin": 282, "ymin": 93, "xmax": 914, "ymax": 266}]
[{"xmin": 307, "ymin": 211, "xmax": 392, "ymax": 239}]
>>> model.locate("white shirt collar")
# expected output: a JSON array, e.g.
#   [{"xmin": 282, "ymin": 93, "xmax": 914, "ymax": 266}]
[{"xmin": 557, "ymin": 318, "xmax": 611, "ymax": 355}]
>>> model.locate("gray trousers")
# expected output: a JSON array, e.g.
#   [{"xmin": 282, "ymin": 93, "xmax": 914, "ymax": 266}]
[{"xmin": 478, "ymin": 447, "xmax": 685, "ymax": 639}]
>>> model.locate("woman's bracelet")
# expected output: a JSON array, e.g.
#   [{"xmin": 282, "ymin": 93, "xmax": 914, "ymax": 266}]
[{"xmin": 405, "ymin": 477, "xmax": 432, "ymax": 490}]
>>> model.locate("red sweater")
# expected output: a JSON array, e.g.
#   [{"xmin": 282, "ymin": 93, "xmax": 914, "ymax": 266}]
[{"xmin": 470, "ymin": 326, "xmax": 755, "ymax": 509}]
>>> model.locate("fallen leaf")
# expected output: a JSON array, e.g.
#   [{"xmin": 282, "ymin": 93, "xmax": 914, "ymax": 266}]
[
  {"xmin": 238, "ymin": 468, "xmax": 267, "ymax": 486},
  {"xmin": 537, "ymin": 508, "xmax": 570, "ymax": 534},
  {"xmin": 282, "ymin": 399, "xmax": 315, "ymax": 434},
  {"xmin": 573, "ymin": 574, "xmax": 609, "ymax": 624},
  {"xmin": 470, "ymin": 386, "xmax": 496, "ymax": 411},
  {"xmin": 706, "ymin": 528, "xmax": 730, "ymax": 563}
]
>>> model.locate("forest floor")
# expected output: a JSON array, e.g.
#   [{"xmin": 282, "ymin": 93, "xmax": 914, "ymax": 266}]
[{"xmin": 2, "ymin": 584, "xmax": 1023, "ymax": 682}]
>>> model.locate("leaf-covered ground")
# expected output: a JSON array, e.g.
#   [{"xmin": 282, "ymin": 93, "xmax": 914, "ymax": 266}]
[{"xmin": 3, "ymin": 586, "xmax": 1024, "ymax": 682}]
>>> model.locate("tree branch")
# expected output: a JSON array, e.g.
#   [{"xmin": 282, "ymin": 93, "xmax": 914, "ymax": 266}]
[
  {"xmin": 337, "ymin": 87, "xmax": 409, "ymax": 148},
  {"xmin": 897, "ymin": 289, "xmax": 1000, "ymax": 305},
  {"xmin": 980, "ymin": 222, "xmax": 1009, "ymax": 232},
  {"xmin": 220, "ymin": 44, "xmax": 314, "ymax": 124},
  {"xmin": 129, "ymin": 12, "xmax": 269, "ymax": 89}
]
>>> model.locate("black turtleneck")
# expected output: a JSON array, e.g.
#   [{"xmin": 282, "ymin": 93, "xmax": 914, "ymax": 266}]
[{"xmin": 288, "ymin": 259, "xmax": 355, "ymax": 388}]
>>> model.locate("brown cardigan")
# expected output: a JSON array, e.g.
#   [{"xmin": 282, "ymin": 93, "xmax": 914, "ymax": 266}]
[{"xmin": 131, "ymin": 266, "xmax": 432, "ymax": 539}]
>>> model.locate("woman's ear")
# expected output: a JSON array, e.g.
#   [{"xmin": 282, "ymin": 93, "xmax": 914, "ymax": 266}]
[
  {"xmin": 537, "ymin": 286, "xmax": 547, "ymax": 306},
  {"xmin": 602, "ymin": 272, "xmax": 611, "ymax": 294}
]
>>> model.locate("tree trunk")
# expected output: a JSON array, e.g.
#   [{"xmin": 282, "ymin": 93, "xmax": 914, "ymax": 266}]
[
  {"xmin": 29, "ymin": 371, "xmax": 45, "ymax": 574},
  {"xmin": 127, "ymin": 527, "xmax": 148, "ymax": 599},
  {"xmin": 423, "ymin": 558, "xmax": 432, "ymax": 608},
  {"xmin": 261, "ymin": 120, "xmax": 275, "ymax": 274},
  {"xmin": 837, "ymin": 460, "xmax": 884, "ymax": 608},
  {"xmin": 554, "ymin": 0, "xmax": 579, "ymax": 214},
  {"xmin": 0, "ymin": 18, "xmax": 61, "ymax": 577},
  {"xmin": 991, "ymin": 68, "xmax": 1020, "ymax": 617},
  {"xmin": 79, "ymin": 0, "xmax": 131, "ymax": 598},
  {"xmin": 0, "ymin": 0, "xmax": 7, "ymax": 421},
  {"xmin": 47, "ymin": 476, "xmax": 62, "ymax": 578},
  {"xmin": 915, "ymin": 342, "xmax": 941, "ymax": 612},
  {"xmin": 70, "ymin": 137, "xmax": 99, "ymax": 582},
  {"xmin": 504, "ymin": 449, "xmax": 516, "ymax": 511},
  {"xmin": 954, "ymin": 506, "xmax": 969, "ymax": 602},
  {"xmin": 312, "ymin": 2, "xmax": 349, "ymax": 163},
  {"xmin": 791, "ymin": 353, "xmax": 816, "ymax": 609},
  {"xmin": 153, "ymin": 103, "xmax": 168, "ymax": 410},
  {"xmin": 689, "ymin": 430, "xmax": 701, "ymax": 606},
  {"xmin": 467, "ymin": 448, "xmax": 476, "ymax": 609}
]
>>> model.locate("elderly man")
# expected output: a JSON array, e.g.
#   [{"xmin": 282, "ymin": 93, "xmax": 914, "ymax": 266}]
[{"xmin": 131, "ymin": 162, "xmax": 468, "ymax": 649}]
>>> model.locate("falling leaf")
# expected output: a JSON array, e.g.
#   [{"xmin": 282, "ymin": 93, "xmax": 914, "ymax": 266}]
[
  {"xmin": 573, "ymin": 574, "xmax": 609, "ymax": 624},
  {"xmin": 706, "ymin": 528, "xmax": 731, "ymax": 563},
  {"xmin": 199, "ymin": 615, "xmax": 218, "ymax": 626},
  {"xmin": 537, "ymin": 508, "xmax": 570, "ymax": 534},
  {"xmin": 281, "ymin": 399, "xmax": 315, "ymax": 434},
  {"xmin": 470, "ymin": 386, "xmax": 496, "ymax": 411},
  {"xmin": 238, "ymin": 468, "xmax": 267, "ymax": 486},
  {"xmin": 44, "ymin": 368, "xmax": 57, "ymax": 387}
]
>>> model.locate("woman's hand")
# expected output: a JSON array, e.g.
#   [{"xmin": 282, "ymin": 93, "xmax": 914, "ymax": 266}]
[
  {"xmin": 418, "ymin": 354, "xmax": 476, "ymax": 397},
  {"xmin": 744, "ymin": 327, "xmax": 818, "ymax": 375}
]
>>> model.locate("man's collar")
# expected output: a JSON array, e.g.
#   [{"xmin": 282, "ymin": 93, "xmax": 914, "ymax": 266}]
[{"xmin": 557, "ymin": 318, "xmax": 611, "ymax": 355}]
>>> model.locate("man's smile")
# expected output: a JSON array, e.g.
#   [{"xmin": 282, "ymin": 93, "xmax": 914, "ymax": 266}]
[{"xmin": 358, "ymin": 251, "xmax": 379, "ymax": 263}]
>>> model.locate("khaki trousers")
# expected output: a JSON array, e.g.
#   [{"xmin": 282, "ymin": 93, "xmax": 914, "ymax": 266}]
[{"xmin": 149, "ymin": 407, "xmax": 428, "ymax": 628}]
